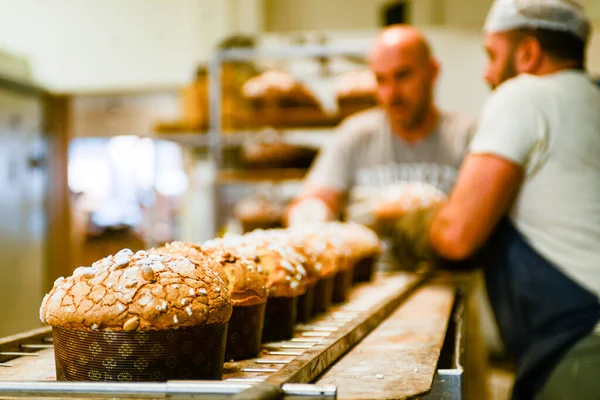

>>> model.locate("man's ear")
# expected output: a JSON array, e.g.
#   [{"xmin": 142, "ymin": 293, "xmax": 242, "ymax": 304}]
[{"xmin": 514, "ymin": 36, "xmax": 543, "ymax": 74}]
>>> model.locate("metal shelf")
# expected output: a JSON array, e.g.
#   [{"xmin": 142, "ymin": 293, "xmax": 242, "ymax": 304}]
[
  {"xmin": 154, "ymin": 128, "xmax": 335, "ymax": 149},
  {"xmin": 217, "ymin": 168, "xmax": 307, "ymax": 184},
  {"xmin": 214, "ymin": 44, "xmax": 369, "ymax": 62}
]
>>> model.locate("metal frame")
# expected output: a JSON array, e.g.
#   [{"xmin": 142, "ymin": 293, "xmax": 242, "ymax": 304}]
[
  {"xmin": 0, "ymin": 381, "xmax": 336, "ymax": 399},
  {"xmin": 424, "ymin": 289, "xmax": 466, "ymax": 399},
  {"xmin": 206, "ymin": 42, "xmax": 371, "ymax": 235}
]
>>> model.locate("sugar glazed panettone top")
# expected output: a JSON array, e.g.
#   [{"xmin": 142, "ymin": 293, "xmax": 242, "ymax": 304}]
[
  {"xmin": 203, "ymin": 233, "xmax": 308, "ymax": 298},
  {"xmin": 40, "ymin": 249, "xmax": 232, "ymax": 331},
  {"xmin": 290, "ymin": 224, "xmax": 354, "ymax": 273},
  {"xmin": 268, "ymin": 229, "xmax": 328, "ymax": 284},
  {"xmin": 153, "ymin": 241, "xmax": 268, "ymax": 307},
  {"xmin": 241, "ymin": 230, "xmax": 309, "ymax": 297},
  {"xmin": 322, "ymin": 222, "xmax": 382, "ymax": 261}
]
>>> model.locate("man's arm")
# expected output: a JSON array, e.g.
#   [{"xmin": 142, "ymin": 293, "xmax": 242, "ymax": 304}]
[
  {"xmin": 428, "ymin": 79, "xmax": 546, "ymax": 260},
  {"xmin": 287, "ymin": 118, "xmax": 359, "ymax": 224},
  {"xmin": 391, "ymin": 78, "xmax": 543, "ymax": 262},
  {"xmin": 429, "ymin": 153, "xmax": 523, "ymax": 260}
]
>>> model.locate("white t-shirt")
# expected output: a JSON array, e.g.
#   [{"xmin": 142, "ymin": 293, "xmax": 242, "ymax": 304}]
[{"xmin": 470, "ymin": 70, "xmax": 600, "ymax": 298}]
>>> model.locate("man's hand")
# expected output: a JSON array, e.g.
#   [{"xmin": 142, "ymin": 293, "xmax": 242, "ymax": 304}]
[
  {"xmin": 286, "ymin": 198, "xmax": 335, "ymax": 226},
  {"xmin": 286, "ymin": 186, "xmax": 344, "ymax": 226},
  {"xmin": 389, "ymin": 205, "xmax": 440, "ymax": 266}
]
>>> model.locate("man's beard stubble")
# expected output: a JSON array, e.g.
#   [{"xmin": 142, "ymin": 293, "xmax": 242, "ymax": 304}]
[
  {"xmin": 389, "ymin": 93, "xmax": 431, "ymax": 132},
  {"xmin": 491, "ymin": 54, "xmax": 518, "ymax": 90},
  {"xmin": 400, "ymin": 98, "xmax": 428, "ymax": 131}
]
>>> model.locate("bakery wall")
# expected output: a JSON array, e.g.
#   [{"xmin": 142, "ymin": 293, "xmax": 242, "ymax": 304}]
[
  {"xmin": 265, "ymin": 0, "xmax": 600, "ymax": 30},
  {"xmin": 264, "ymin": 0, "xmax": 386, "ymax": 32},
  {"xmin": 0, "ymin": 0, "xmax": 262, "ymax": 92},
  {"xmin": 264, "ymin": 0, "xmax": 495, "ymax": 30}
]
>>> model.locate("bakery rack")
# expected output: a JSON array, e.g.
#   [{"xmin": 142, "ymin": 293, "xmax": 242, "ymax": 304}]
[
  {"xmin": 154, "ymin": 41, "xmax": 373, "ymax": 235},
  {"xmin": 205, "ymin": 42, "xmax": 371, "ymax": 167}
]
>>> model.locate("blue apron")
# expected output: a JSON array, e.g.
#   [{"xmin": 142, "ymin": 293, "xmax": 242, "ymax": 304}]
[{"xmin": 480, "ymin": 218, "xmax": 600, "ymax": 400}]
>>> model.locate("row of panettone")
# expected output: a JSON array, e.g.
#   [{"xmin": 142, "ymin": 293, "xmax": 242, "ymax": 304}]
[{"xmin": 39, "ymin": 222, "xmax": 381, "ymax": 382}]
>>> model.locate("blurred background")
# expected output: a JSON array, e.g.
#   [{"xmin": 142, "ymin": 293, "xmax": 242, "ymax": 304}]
[{"xmin": 0, "ymin": 0, "xmax": 599, "ymax": 339}]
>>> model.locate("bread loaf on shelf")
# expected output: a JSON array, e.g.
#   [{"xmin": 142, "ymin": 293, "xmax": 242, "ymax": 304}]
[
  {"xmin": 241, "ymin": 128, "xmax": 318, "ymax": 169},
  {"xmin": 335, "ymin": 69, "xmax": 378, "ymax": 117},
  {"xmin": 234, "ymin": 194, "xmax": 286, "ymax": 233},
  {"xmin": 242, "ymin": 70, "xmax": 334, "ymax": 127}
]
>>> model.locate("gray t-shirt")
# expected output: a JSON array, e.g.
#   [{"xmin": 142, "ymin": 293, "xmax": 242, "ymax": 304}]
[{"xmin": 305, "ymin": 107, "xmax": 476, "ymax": 219}]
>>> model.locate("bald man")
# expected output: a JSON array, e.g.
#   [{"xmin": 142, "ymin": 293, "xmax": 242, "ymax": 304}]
[{"xmin": 288, "ymin": 25, "xmax": 475, "ymax": 226}]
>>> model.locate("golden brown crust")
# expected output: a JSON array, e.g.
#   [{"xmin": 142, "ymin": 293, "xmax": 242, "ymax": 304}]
[
  {"xmin": 153, "ymin": 242, "xmax": 268, "ymax": 307},
  {"xmin": 334, "ymin": 70, "xmax": 377, "ymax": 100},
  {"xmin": 203, "ymin": 233, "xmax": 308, "ymax": 298},
  {"xmin": 40, "ymin": 249, "xmax": 232, "ymax": 331},
  {"xmin": 242, "ymin": 70, "xmax": 322, "ymax": 109},
  {"xmin": 267, "ymin": 229, "xmax": 328, "ymax": 283},
  {"xmin": 324, "ymin": 222, "xmax": 383, "ymax": 261}
]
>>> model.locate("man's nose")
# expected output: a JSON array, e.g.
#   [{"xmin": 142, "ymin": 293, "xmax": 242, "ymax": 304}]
[{"xmin": 379, "ymin": 85, "xmax": 398, "ymax": 104}]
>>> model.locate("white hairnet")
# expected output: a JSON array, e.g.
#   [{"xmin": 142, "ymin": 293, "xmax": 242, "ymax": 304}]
[{"xmin": 484, "ymin": 0, "xmax": 591, "ymax": 42}]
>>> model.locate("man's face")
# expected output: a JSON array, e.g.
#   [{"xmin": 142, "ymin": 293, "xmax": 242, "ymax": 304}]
[
  {"xmin": 484, "ymin": 32, "xmax": 519, "ymax": 90},
  {"xmin": 370, "ymin": 46, "xmax": 436, "ymax": 131}
]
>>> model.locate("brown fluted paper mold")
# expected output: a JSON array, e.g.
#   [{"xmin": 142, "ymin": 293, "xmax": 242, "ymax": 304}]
[
  {"xmin": 313, "ymin": 276, "xmax": 335, "ymax": 314},
  {"xmin": 262, "ymin": 296, "xmax": 298, "ymax": 342},
  {"xmin": 296, "ymin": 282, "xmax": 316, "ymax": 323},
  {"xmin": 332, "ymin": 269, "xmax": 354, "ymax": 303},
  {"xmin": 324, "ymin": 236, "xmax": 354, "ymax": 303},
  {"xmin": 224, "ymin": 302, "xmax": 266, "ymax": 360},
  {"xmin": 153, "ymin": 242, "xmax": 268, "ymax": 360},
  {"xmin": 53, "ymin": 323, "xmax": 228, "ymax": 381},
  {"xmin": 40, "ymin": 249, "xmax": 232, "ymax": 381},
  {"xmin": 353, "ymin": 256, "xmax": 378, "ymax": 283}
]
